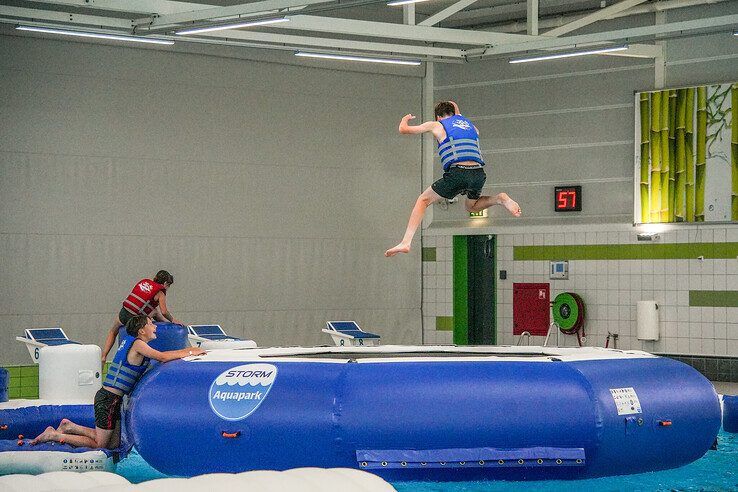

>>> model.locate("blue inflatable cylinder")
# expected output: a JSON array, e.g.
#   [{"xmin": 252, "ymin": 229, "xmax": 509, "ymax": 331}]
[
  {"xmin": 117, "ymin": 322, "xmax": 188, "ymax": 352},
  {"xmin": 723, "ymin": 395, "xmax": 738, "ymax": 433},
  {"xmin": 126, "ymin": 354, "xmax": 721, "ymax": 480},
  {"xmin": 0, "ymin": 368, "xmax": 8, "ymax": 403}
]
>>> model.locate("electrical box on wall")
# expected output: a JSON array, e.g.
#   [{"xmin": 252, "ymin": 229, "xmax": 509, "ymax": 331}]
[
  {"xmin": 513, "ymin": 283, "xmax": 550, "ymax": 336},
  {"xmin": 550, "ymin": 261, "xmax": 569, "ymax": 279}
]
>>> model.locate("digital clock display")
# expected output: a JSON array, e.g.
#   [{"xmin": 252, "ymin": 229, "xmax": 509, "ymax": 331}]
[{"xmin": 554, "ymin": 186, "xmax": 582, "ymax": 212}]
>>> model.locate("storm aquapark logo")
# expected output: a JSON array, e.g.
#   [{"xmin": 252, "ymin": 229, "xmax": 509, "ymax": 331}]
[{"xmin": 208, "ymin": 363, "xmax": 277, "ymax": 421}]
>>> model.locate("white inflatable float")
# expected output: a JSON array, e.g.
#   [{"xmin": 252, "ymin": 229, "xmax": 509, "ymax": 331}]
[{"xmin": 0, "ymin": 468, "xmax": 396, "ymax": 491}]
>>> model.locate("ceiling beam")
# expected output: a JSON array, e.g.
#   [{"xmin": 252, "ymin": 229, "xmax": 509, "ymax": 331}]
[
  {"xmin": 600, "ymin": 42, "xmax": 662, "ymax": 58},
  {"xmin": 134, "ymin": 0, "xmax": 330, "ymax": 31},
  {"xmin": 544, "ymin": 0, "xmax": 649, "ymax": 37},
  {"xmin": 0, "ymin": 13, "xmax": 462, "ymax": 60},
  {"xmin": 182, "ymin": 28, "xmax": 464, "ymax": 58},
  {"xmin": 526, "ymin": 0, "xmax": 538, "ymax": 35},
  {"xmin": 418, "ymin": 0, "xmax": 479, "ymax": 27},
  {"xmin": 24, "ymin": 0, "xmax": 210, "ymax": 16},
  {"xmin": 403, "ymin": 4, "xmax": 416, "ymax": 26},
  {"xmin": 5, "ymin": 19, "xmax": 453, "ymax": 63},
  {"xmin": 271, "ymin": 14, "xmax": 539, "ymax": 46},
  {"xmin": 465, "ymin": 13, "xmax": 738, "ymax": 58},
  {"xmin": 444, "ymin": 0, "xmax": 596, "ymax": 27},
  {"xmin": 0, "ymin": 5, "xmax": 133, "ymax": 29}
]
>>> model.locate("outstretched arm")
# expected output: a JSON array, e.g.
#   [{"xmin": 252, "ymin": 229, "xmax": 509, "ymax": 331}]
[
  {"xmin": 154, "ymin": 292, "xmax": 183, "ymax": 325},
  {"xmin": 132, "ymin": 339, "xmax": 205, "ymax": 363},
  {"xmin": 398, "ymin": 114, "xmax": 445, "ymax": 141}
]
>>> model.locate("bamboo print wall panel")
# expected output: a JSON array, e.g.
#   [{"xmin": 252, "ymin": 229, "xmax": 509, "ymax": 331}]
[{"xmin": 634, "ymin": 82, "xmax": 737, "ymax": 224}]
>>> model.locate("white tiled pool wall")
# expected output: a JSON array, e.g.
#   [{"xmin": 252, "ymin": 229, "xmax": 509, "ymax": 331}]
[{"xmin": 422, "ymin": 224, "xmax": 738, "ymax": 357}]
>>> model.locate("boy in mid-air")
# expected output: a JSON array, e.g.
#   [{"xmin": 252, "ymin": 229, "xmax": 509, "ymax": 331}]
[{"xmin": 385, "ymin": 101, "xmax": 521, "ymax": 257}]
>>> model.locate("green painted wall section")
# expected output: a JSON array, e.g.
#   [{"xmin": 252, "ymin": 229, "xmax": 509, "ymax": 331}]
[
  {"xmin": 689, "ymin": 291, "xmax": 738, "ymax": 307},
  {"xmin": 3, "ymin": 366, "xmax": 39, "ymax": 399},
  {"xmin": 435, "ymin": 316, "xmax": 454, "ymax": 331},
  {"xmin": 422, "ymin": 247, "xmax": 437, "ymax": 262},
  {"xmin": 453, "ymin": 236, "xmax": 468, "ymax": 345},
  {"xmin": 2, "ymin": 363, "xmax": 110, "ymax": 400},
  {"xmin": 514, "ymin": 242, "xmax": 738, "ymax": 261}
]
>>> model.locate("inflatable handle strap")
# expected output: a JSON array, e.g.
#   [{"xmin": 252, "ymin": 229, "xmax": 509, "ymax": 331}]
[{"xmin": 222, "ymin": 431, "xmax": 241, "ymax": 439}]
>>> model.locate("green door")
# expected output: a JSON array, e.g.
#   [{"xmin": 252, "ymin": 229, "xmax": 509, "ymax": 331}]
[{"xmin": 453, "ymin": 235, "xmax": 496, "ymax": 345}]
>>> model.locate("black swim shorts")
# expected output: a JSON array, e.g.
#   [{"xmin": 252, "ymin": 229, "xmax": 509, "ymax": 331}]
[
  {"xmin": 431, "ymin": 166, "xmax": 486, "ymax": 200},
  {"xmin": 94, "ymin": 387, "xmax": 123, "ymax": 430},
  {"xmin": 118, "ymin": 307, "xmax": 135, "ymax": 326}
]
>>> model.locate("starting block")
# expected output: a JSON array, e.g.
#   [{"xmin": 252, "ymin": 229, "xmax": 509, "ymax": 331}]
[
  {"xmin": 322, "ymin": 321, "xmax": 381, "ymax": 347},
  {"xmin": 16, "ymin": 328, "xmax": 80, "ymax": 364},
  {"xmin": 187, "ymin": 324, "xmax": 257, "ymax": 350}
]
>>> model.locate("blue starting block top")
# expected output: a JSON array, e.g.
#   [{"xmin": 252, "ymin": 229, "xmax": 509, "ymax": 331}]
[
  {"xmin": 23, "ymin": 328, "xmax": 79, "ymax": 346},
  {"xmin": 16, "ymin": 327, "xmax": 81, "ymax": 363},
  {"xmin": 188, "ymin": 324, "xmax": 241, "ymax": 341},
  {"xmin": 326, "ymin": 321, "xmax": 380, "ymax": 339}
]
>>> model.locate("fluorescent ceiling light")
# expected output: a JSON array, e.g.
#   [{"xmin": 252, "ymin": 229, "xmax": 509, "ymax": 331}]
[
  {"xmin": 176, "ymin": 18, "xmax": 289, "ymax": 35},
  {"xmin": 295, "ymin": 51, "xmax": 421, "ymax": 66},
  {"xmin": 16, "ymin": 25, "xmax": 174, "ymax": 45},
  {"xmin": 509, "ymin": 45, "xmax": 628, "ymax": 64},
  {"xmin": 387, "ymin": 0, "xmax": 430, "ymax": 6}
]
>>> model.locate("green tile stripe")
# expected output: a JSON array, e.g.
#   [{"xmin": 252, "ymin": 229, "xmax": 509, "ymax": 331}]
[
  {"xmin": 422, "ymin": 247, "xmax": 437, "ymax": 262},
  {"xmin": 689, "ymin": 291, "xmax": 738, "ymax": 307},
  {"xmin": 435, "ymin": 316, "xmax": 454, "ymax": 331},
  {"xmin": 1, "ymin": 365, "xmax": 39, "ymax": 400},
  {"xmin": 514, "ymin": 242, "xmax": 738, "ymax": 261},
  {"xmin": 453, "ymin": 236, "xmax": 468, "ymax": 345},
  {"xmin": 2, "ymin": 363, "xmax": 110, "ymax": 400}
]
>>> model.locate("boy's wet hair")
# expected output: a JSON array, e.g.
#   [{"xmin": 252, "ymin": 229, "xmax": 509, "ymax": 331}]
[
  {"xmin": 126, "ymin": 315, "xmax": 148, "ymax": 337},
  {"xmin": 434, "ymin": 101, "xmax": 456, "ymax": 119},
  {"xmin": 154, "ymin": 270, "xmax": 174, "ymax": 285}
]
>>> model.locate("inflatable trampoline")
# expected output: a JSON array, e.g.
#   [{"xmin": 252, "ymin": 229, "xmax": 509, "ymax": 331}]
[{"xmin": 125, "ymin": 345, "xmax": 721, "ymax": 481}]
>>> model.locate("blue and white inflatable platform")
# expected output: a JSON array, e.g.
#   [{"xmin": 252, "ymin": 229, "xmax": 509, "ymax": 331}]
[
  {"xmin": 0, "ymin": 399, "xmax": 114, "ymax": 475},
  {"xmin": 126, "ymin": 345, "xmax": 721, "ymax": 481}
]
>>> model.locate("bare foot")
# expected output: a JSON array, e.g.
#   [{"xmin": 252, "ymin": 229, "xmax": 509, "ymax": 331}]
[
  {"xmin": 31, "ymin": 426, "xmax": 59, "ymax": 445},
  {"xmin": 57, "ymin": 418, "xmax": 73, "ymax": 434},
  {"xmin": 497, "ymin": 193, "xmax": 522, "ymax": 217},
  {"xmin": 385, "ymin": 243, "xmax": 410, "ymax": 257}
]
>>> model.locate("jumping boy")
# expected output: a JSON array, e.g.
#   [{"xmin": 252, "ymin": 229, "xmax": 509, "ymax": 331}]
[
  {"xmin": 32, "ymin": 315, "xmax": 205, "ymax": 449},
  {"xmin": 385, "ymin": 101, "xmax": 521, "ymax": 257}
]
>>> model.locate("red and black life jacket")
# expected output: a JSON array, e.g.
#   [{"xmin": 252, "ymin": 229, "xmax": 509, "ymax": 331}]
[{"xmin": 122, "ymin": 279, "xmax": 166, "ymax": 316}]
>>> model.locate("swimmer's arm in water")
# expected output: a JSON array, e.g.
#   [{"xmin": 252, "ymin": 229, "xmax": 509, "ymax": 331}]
[
  {"xmin": 153, "ymin": 291, "xmax": 183, "ymax": 325},
  {"xmin": 398, "ymin": 114, "xmax": 445, "ymax": 142},
  {"xmin": 131, "ymin": 339, "xmax": 205, "ymax": 363}
]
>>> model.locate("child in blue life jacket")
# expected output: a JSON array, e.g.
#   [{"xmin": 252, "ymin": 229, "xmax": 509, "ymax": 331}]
[
  {"xmin": 32, "ymin": 315, "xmax": 205, "ymax": 449},
  {"xmin": 385, "ymin": 101, "xmax": 522, "ymax": 257}
]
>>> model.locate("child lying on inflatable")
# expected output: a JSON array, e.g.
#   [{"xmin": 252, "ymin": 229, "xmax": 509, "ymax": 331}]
[{"xmin": 32, "ymin": 315, "xmax": 204, "ymax": 449}]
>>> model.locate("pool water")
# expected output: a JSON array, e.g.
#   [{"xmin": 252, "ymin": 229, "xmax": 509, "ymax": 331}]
[{"xmin": 117, "ymin": 431, "xmax": 738, "ymax": 491}]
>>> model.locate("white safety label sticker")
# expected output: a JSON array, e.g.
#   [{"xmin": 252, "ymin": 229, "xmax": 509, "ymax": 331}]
[{"xmin": 609, "ymin": 387, "xmax": 642, "ymax": 415}]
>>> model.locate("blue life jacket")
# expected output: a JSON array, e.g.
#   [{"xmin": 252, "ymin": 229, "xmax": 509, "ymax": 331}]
[
  {"xmin": 437, "ymin": 115, "xmax": 485, "ymax": 171},
  {"xmin": 103, "ymin": 335, "xmax": 150, "ymax": 395}
]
